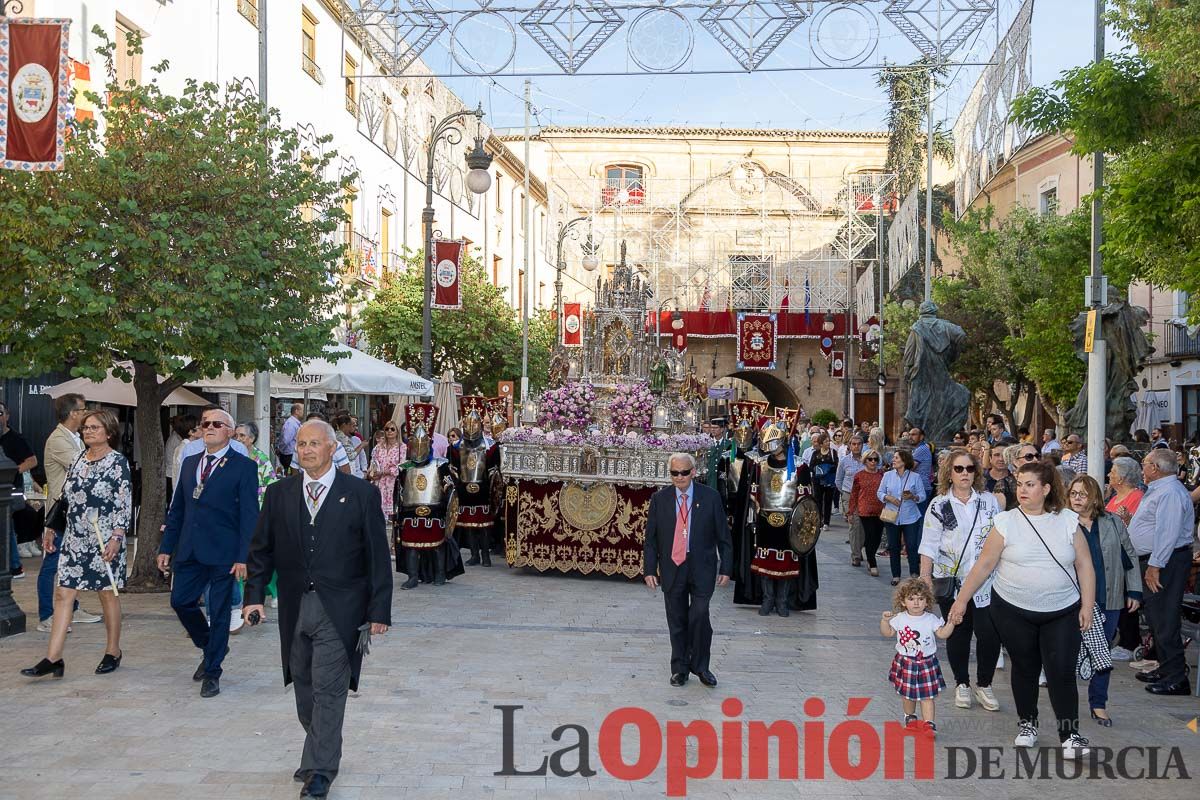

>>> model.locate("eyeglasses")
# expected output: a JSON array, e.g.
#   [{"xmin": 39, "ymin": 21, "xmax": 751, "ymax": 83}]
[
  {"xmin": 952, "ymin": 464, "xmax": 977, "ymax": 474},
  {"xmin": 1020, "ymin": 453, "xmax": 1039, "ymax": 461},
  {"xmin": 81, "ymin": 424, "xmax": 105, "ymax": 432},
  {"xmin": 669, "ymin": 469, "xmax": 692, "ymax": 477},
  {"xmin": 199, "ymin": 420, "xmax": 229, "ymax": 429},
  {"xmin": 1069, "ymin": 490, "xmax": 1090, "ymax": 500}
]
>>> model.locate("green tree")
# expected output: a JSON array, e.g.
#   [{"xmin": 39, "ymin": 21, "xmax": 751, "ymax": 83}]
[
  {"xmin": 877, "ymin": 58, "xmax": 955, "ymax": 195},
  {"xmin": 358, "ymin": 250, "xmax": 556, "ymax": 395},
  {"xmin": 945, "ymin": 205, "xmax": 1092, "ymax": 412},
  {"xmin": 1010, "ymin": 0, "xmax": 1200, "ymax": 317},
  {"xmin": 0, "ymin": 30, "xmax": 352, "ymax": 589}
]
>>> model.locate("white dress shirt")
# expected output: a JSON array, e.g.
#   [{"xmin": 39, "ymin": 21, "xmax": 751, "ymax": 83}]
[
  {"xmin": 195, "ymin": 444, "xmax": 231, "ymax": 485},
  {"xmin": 302, "ymin": 464, "xmax": 338, "ymax": 518}
]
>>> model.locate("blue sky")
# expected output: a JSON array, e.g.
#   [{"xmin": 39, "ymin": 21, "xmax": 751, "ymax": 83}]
[{"xmin": 408, "ymin": 0, "xmax": 1104, "ymax": 133}]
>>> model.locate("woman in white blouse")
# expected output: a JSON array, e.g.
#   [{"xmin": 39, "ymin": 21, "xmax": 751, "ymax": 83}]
[
  {"xmin": 919, "ymin": 448, "xmax": 1002, "ymax": 713},
  {"xmin": 950, "ymin": 460, "xmax": 1096, "ymax": 758}
]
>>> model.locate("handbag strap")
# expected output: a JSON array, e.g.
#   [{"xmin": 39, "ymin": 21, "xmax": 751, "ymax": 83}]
[
  {"xmin": 947, "ymin": 499, "xmax": 982, "ymax": 578},
  {"xmin": 1016, "ymin": 508, "xmax": 1081, "ymax": 595}
]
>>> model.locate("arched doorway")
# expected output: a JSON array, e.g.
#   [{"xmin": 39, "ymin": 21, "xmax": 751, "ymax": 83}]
[{"xmin": 719, "ymin": 370, "xmax": 801, "ymax": 411}]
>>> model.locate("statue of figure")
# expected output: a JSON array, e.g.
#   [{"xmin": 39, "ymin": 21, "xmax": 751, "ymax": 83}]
[
  {"xmin": 1063, "ymin": 300, "xmax": 1151, "ymax": 441},
  {"xmin": 648, "ymin": 353, "xmax": 670, "ymax": 395},
  {"xmin": 903, "ymin": 301, "xmax": 969, "ymax": 442}
]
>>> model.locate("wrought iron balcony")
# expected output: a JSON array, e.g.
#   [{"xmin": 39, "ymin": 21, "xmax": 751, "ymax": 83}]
[
  {"xmin": 1163, "ymin": 322, "xmax": 1200, "ymax": 359},
  {"xmin": 301, "ymin": 53, "xmax": 324, "ymax": 85}
]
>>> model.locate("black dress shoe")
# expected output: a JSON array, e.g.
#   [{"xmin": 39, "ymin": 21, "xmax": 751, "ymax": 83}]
[
  {"xmin": 1135, "ymin": 669, "xmax": 1163, "ymax": 683},
  {"xmin": 293, "ymin": 768, "xmax": 310, "ymax": 784},
  {"xmin": 20, "ymin": 658, "xmax": 65, "ymax": 679},
  {"xmin": 200, "ymin": 676, "xmax": 220, "ymax": 698},
  {"xmin": 95, "ymin": 652, "xmax": 122, "ymax": 675},
  {"xmin": 193, "ymin": 645, "xmax": 230, "ymax": 681},
  {"xmin": 692, "ymin": 669, "xmax": 718, "ymax": 688},
  {"xmin": 1145, "ymin": 679, "xmax": 1191, "ymax": 696},
  {"xmin": 301, "ymin": 773, "xmax": 331, "ymax": 798},
  {"xmin": 669, "ymin": 672, "xmax": 688, "ymax": 687}
]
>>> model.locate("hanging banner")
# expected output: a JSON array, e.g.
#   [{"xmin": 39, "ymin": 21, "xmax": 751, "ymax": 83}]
[
  {"xmin": 831, "ymin": 351, "xmax": 846, "ymax": 379},
  {"xmin": 431, "ymin": 239, "xmax": 463, "ymax": 310},
  {"xmin": 562, "ymin": 302, "xmax": 582, "ymax": 347},
  {"xmin": 736, "ymin": 313, "xmax": 777, "ymax": 370},
  {"xmin": 0, "ymin": 18, "xmax": 71, "ymax": 171},
  {"xmin": 820, "ymin": 335, "xmax": 835, "ymax": 360}
]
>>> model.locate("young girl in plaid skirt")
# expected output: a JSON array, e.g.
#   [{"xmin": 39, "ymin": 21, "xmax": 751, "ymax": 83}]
[{"xmin": 881, "ymin": 578, "xmax": 956, "ymax": 734}]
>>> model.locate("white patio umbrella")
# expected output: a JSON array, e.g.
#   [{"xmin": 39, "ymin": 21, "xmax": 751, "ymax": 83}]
[
  {"xmin": 44, "ymin": 370, "xmax": 209, "ymax": 407},
  {"xmin": 192, "ymin": 345, "xmax": 433, "ymax": 397},
  {"xmin": 432, "ymin": 369, "xmax": 460, "ymax": 435}
]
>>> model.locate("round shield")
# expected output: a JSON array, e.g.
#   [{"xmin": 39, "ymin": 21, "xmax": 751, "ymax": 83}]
[{"xmin": 788, "ymin": 494, "xmax": 822, "ymax": 556}]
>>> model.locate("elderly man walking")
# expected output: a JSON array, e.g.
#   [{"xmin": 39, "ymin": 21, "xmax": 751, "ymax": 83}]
[
  {"xmin": 836, "ymin": 434, "xmax": 867, "ymax": 566},
  {"xmin": 1128, "ymin": 448, "xmax": 1196, "ymax": 696}
]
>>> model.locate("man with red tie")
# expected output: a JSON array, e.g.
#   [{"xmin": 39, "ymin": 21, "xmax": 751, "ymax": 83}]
[{"xmin": 644, "ymin": 452, "xmax": 733, "ymax": 688}]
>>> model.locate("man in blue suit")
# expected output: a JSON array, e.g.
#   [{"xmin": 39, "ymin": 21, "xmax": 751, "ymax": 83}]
[
  {"xmin": 644, "ymin": 452, "xmax": 732, "ymax": 688},
  {"xmin": 159, "ymin": 407, "xmax": 260, "ymax": 698}
]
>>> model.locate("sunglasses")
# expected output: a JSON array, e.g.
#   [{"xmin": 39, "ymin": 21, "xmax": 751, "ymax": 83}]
[
  {"xmin": 384, "ymin": 426, "xmax": 397, "ymax": 431},
  {"xmin": 1020, "ymin": 453, "xmax": 1039, "ymax": 461},
  {"xmin": 952, "ymin": 464, "xmax": 976, "ymax": 474},
  {"xmin": 865, "ymin": 457, "xmax": 879, "ymax": 462},
  {"xmin": 669, "ymin": 469, "xmax": 692, "ymax": 477},
  {"xmin": 200, "ymin": 420, "xmax": 230, "ymax": 429}
]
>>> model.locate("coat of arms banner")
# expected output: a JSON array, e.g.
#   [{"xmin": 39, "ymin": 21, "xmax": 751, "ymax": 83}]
[
  {"xmin": 736, "ymin": 312, "xmax": 777, "ymax": 371},
  {"xmin": 0, "ymin": 18, "xmax": 71, "ymax": 171}
]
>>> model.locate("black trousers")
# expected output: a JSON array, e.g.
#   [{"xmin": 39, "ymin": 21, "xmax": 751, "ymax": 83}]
[
  {"xmin": 1141, "ymin": 548, "xmax": 1193, "ymax": 684},
  {"xmin": 989, "ymin": 592, "xmax": 1081, "ymax": 742},
  {"xmin": 812, "ymin": 484, "xmax": 836, "ymax": 526},
  {"xmin": 291, "ymin": 591, "xmax": 352, "ymax": 779},
  {"xmin": 663, "ymin": 561, "xmax": 715, "ymax": 675},
  {"xmin": 937, "ymin": 595, "xmax": 1001, "ymax": 688},
  {"xmin": 1115, "ymin": 606, "xmax": 1141, "ymax": 651},
  {"xmin": 170, "ymin": 560, "xmax": 235, "ymax": 679},
  {"xmin": 860, "ymin": 516, "xmax": 883, "ymax": 569}
]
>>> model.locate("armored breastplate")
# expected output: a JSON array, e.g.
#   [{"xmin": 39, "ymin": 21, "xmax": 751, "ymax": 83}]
[
  {"xmin": 458, "ymin": 442, "xmax": 490, "ymax": 484},
  {"xmin": 758, "ymin": 462, "xmax": 798, "ymax": 512},
  {"xmin": 402, "ymin": 460, "xmax": 446, "ymax": 507}
]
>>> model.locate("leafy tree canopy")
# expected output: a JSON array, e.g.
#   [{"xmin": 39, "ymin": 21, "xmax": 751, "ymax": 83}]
[{"xmin": 1011, "ymin": 0, "xmax": 1200, "ymax": 316}]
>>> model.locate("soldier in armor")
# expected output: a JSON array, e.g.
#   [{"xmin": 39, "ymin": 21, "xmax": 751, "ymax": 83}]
[
  {"xmin": 751, "ymin": 421, "xmax": 803, "ymax": 616},
  {"xmin": 727, "ymin": 401, "xmax": 767, "ymax": 606},
  {"xmin": 450, "ymin": 396, "xmax": 500, "ymax": 567},
  {"xmin": 393, "ymin": 403, "xmax": 460, "ymax": 590}
]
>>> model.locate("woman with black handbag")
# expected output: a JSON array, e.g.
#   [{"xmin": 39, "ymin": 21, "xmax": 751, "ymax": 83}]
[
  {"xmin": 918, "ymin": 448, "xmax": 1003, "ymax": 713},
  {"xmin": 949, "ymin": 460, "xmax": 1096, "ymax": 759},
  {"xmin": 808, "ymin": 431, "xmax": 839, "ymax": 531}
]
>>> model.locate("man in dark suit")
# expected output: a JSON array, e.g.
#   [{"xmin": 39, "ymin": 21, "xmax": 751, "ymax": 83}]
[
  {"xmin": 242, "ymin": 420, "xmax": 392, "ymax": 800},
  {"xmin": 644, "ymin": 452, "xmax": 732, "ymax": 688},
  {"xmin": 159, "ymin": 408, "xmax": 259, "ymax": 698}
]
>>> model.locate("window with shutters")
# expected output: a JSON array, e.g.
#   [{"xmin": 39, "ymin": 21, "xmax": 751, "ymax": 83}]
[
  {"xmin": 344, "ymin": 54, "xmax": 357, "ymax": 116},
  {"xmin": 301, "ymin": 9, "xmax": 323, "ymax": 84},
  {"xmin": 114, "ymin": 17, "xmax": 144, "ymax": 87}
]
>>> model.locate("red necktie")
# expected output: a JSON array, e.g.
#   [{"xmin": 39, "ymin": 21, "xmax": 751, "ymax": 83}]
[
  {"xmin": 200, "ymin": 455, "xmax": 217, "ymax": 483},
  {"xmin": 671, "ymin": 493, "xmax": 689, "ymax": 566}
]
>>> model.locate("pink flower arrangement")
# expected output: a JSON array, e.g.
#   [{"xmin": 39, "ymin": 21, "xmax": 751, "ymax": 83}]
[
  {"xmin": 537, "ymin": 382, "xmax": 596, "ymax": 430},
  {"xmin": 499, "ymin": 428, "xmax": 713, "ymax": 452},
  {"xmin": 609, "ymin": 381, "xmax": 655, "ymax": 433}
]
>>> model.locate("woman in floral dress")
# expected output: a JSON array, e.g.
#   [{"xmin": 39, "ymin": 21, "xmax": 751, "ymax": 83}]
[
  {"xmin": 22, "ymin": 410, "xmax": 130, "ymax": 680},
  {"xmin": 369, "ymin": 421, "xmax": 404, "ymax": 525}
]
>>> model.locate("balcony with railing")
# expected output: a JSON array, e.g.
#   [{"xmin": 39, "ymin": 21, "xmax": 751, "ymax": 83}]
[
  {"xmin": 302, "ymin": 53, "xmax": 324, "ymax": 85},
  {"xmin": 343, "ymin": 230, "xmax": 380, "ymax": 287},
  {"xmin": 1163, "ymin": 321, "xmax": 1200, "ymax": 359}
]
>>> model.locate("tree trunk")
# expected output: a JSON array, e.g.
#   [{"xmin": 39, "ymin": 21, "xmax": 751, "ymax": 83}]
[{"xmin": 125, "ymin": 360, "xmax": 170, "ymax": 592}]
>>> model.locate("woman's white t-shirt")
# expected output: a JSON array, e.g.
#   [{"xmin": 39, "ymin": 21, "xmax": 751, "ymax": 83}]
[
  {"xmin": 889, "ymin": 611, "xmax": 944, "ymax": 657},
  {"xmin": 991, "ymin": 507, "xmax": 1081, "ymax": 613}
]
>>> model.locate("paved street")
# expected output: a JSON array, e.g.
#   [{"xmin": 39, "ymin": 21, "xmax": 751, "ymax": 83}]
[{"xmin": 1, "ymin": 514, "xmax": 1197, "ymax": 800}]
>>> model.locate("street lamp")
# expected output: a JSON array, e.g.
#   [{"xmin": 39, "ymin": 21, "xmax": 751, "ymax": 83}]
[
  {"xmin": 422, "ymin": 103, "xmax": 493, "ymax": 381},
  {"xmin": 821, "ymin": 312, "xmax": 836, "ymax": 333},
  {"xmin": 554, "ymin": 216, "xmax": 593, "ymax": 345},
  {"xmin": 806, "ymin": 358, "xmax": 816, "ymax": 396}
]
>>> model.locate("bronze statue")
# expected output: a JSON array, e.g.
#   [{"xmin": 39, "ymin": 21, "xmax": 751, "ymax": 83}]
[
  {"xmin": 1063, "ymin": 300, "xmax": 1151, "ymax": 442},
  {"xmin": 903, "ymin": 300, "xmax": 969, "ymax": 442}
]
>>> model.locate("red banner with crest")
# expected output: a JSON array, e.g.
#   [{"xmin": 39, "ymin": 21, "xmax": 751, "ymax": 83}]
[
  {"xmin": 562, "ymin": 302, "xmax": 582, "ymax": 347},
  {"xmin": 736, "ymin": 313, "xmax": 777, "ymax": 370},
  {"xmin": 431, "ymin": 239, "xmax": 463, "ymax": 310},
  {"xmin": 1, "ymin": 18, "xmax": 71, "ymax": 171}
]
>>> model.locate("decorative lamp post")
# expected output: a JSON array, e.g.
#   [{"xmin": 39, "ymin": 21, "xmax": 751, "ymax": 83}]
[
  {"xmin": 554, "ymin": 217, "xmax": 595, "ymax": 345},
  {"xmin": 421, "ymin": 104, "xmax": 493, "ymax": 381}
]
